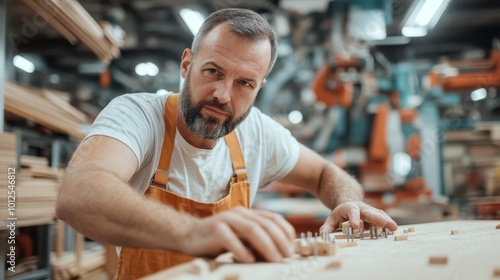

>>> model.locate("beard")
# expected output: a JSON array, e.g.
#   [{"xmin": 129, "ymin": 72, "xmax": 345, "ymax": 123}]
[{"xmin": 179, "ymin": 70, "xmax": 253, "ymax": 140}]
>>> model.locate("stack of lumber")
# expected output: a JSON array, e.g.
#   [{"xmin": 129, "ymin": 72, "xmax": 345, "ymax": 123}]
[
  {"xmin": 0, "ymin": 131, "xmax": 16, "ymax": 178},
  {"xmin": 51, "ymin": 247, "xmax": 107, "ymax": 280},
  {"xmin": 476, "ymin": 121, "xmax": 500, "ymax": 141},
  {"xmin": 21, "ymin": 0, "xmax": 121, "ymax": 63},
  {"xmin": 20, "ymin": 155, "xmax": 64, "ymax": 179},
  {"xmin": 0, "ymin": 153, "xmax": 63, "ymax": 227},
  {"xmin": 52, "ymin": 221, "xmax": 108, "ymax": 280},
  {"xmin": 444, "ymin": 121, "xmax": 500, "ymax": 143},
  {"xmin": 0, "ymin": 132, "xmax": 17, "ymax": 228},
  {"xmin": 467, "ymin": 143, "xmax": 500, "ymax": 166},
  {"xmin": 5, "ymin": 81, "xmax": 89, "ymax": 141}
]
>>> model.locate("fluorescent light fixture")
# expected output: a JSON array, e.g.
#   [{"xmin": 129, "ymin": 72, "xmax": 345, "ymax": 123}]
[
  {"xmin": 415, "ymin": 0, "xmax": 445, "ymax": 27},
  {"xmin": 402, "ymin": 27, "xmax": 427, "ymax": 37},
  {"xmin": 13, "ymin": 55, "xmax": 35, "ymax": 73},
  {"xmin": 135, "ymin": 62, "xmax": 159, "ymax": 77},
  {"xmin": 402, "ymin": 0, "xmax": 450, "ymax": 37},
  {"xmin": 179, "ymin": 8, "xmax": 204, "ymax": 36},
  {"xmin": 471, "ymin": 88, "xmax": 487, "ymax": 101},
  {"xmin": 288, "ymin": 110, "xmax": 303, "ymax": 124}
]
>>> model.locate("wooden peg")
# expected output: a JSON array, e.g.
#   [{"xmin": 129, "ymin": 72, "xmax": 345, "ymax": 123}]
[
  {"xmin": 408, "ymin": 227, "xmax": 416, "ymax": 232},
  {"xmin": 394, "ymin": 235, "xmax": 408, "ymax": 241},
  {"xmin": 337, "ymin": 241, "xmax": 357, "ymax": 248},
  {"xmin": 342, "ymin": 221, "xmax": 351, "ymax": 235},
  {"xmin": 224, "ymin": 274, "xmax": 240, "ymax": 280},
  {"xmin": 317, "ymin": 242, "xmax": 336, "ymax": 256},
  {"xmin": 429, "ymin": 256, "xmax": 448, "ymax": 265},
  {"xmin": 451, "ymin": 229, "xmax": 459, "ymax": 235},
  {"xmin": 324, "ymin": 260, "xmax": 341, "ymax": 270}
]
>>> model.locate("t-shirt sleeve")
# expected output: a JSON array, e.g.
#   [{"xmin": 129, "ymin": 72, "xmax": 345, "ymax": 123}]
[
  {"xmin": 83, "ymin": 94, "xmax": 162, "ymax": 169},
  {"xmin": 257, "ymin": 111, "xmax": 300, "ymax": 187}
]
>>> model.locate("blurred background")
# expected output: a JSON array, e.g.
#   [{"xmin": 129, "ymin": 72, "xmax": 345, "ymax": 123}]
[{"xmin": 1, "ymin": 0, "xmax": 500, "ymax": 278}]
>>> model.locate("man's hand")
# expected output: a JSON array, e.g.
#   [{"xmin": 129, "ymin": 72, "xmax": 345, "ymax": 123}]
[
  {"xmin": 319, "ymin": 201, "xmax": 398, "ymax": 233},
  {"xmin": 180, "ymin": 206, "xmax": 296, "ymax": 263}
]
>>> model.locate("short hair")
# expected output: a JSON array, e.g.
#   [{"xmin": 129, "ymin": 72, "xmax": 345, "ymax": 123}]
[{"xmin": 191, "ymin": 8, "xmax": 278, "ymax": 77}]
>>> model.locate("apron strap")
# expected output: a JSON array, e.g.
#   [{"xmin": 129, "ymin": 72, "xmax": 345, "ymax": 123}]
[
  {"xmin": 224, "ymin": 131, "xmax": 247, "ymax": 182},
  {"xmin": 152, "ymin": 94, "xmax": 178, "ymax": 187}
]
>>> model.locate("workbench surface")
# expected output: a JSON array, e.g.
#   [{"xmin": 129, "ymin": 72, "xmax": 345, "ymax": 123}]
[{"xmin": 145, "ymin": 220, "xmax": 500, "ymax": 280}]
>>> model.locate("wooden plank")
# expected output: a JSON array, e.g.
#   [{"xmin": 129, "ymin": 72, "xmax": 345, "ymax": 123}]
[{"xmin": 147, "ymin": 221, "xmax": 500, "ymax": 280}]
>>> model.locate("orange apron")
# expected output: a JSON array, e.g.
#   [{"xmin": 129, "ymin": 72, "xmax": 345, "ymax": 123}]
[{"xmin": 115, "ymin": 94, "xmax": 250, "ymax": 279}]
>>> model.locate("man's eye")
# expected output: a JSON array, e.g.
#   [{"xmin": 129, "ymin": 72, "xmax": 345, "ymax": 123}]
[
  {"xmin": 239, "ymin": 80, "xmax": 251, "ymax": 87},
  {"xmin": 207, "ymin": 69, "xmax": 218, "ymax": 75}
]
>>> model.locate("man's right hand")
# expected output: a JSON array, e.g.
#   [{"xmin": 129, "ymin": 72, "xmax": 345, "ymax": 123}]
[{"xmin": 180, "ymin": 206, "xmax": 296, "ymax": 263}]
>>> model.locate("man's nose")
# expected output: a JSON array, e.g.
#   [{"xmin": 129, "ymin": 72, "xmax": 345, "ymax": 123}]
[{"xmin": 213, "ymin": 81, "xmax": 231, "ymax": 104}]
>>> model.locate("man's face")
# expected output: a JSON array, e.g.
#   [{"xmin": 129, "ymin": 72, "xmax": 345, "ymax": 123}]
[
  {"xmin": 180, "ymin": 70, "xmax": 252, "ymax": 139},
  {"xmin": 179, "ymin": 23, "xmax": 271, "ymax": 140}
]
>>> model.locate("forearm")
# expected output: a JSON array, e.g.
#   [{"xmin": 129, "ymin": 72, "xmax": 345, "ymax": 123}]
[
  {"xmin": 56, "ymin": 168, "xmax": 195, "ymax": 251},
  {"xmin": 317, "ymin": 163, "xmax": 364, "ymax": 210}
]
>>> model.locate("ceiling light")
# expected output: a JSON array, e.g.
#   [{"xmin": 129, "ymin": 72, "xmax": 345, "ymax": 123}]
[
  {"xmin": 13, "ymin": 55, "xmax": 35, "ymax": 73},
  {"xmin": 288, "ymin": 110, "xmax": 303, "ymax": 124},
  {"xmin": 135, "ymin": 62, "xmax": 159, "ymax": 77},
  {"xmin": 179, "ymin": 8, "xmax": 204, "ymax": 36},
  {"xmin": 402, "ymin": 26, "xmax": 427, "ymax": 37},
  {"xmin": 414, "ymin": 0, "xmax": 445, "ymax": 27},
  {"xmin": 402, "ymin": 0, "xmax": 450, "ymax": 37},
  {"xmin": 471, "ymin": 88, "xmax": 487, "ymax": 101},
  {"xmin": 393, "ymin": 152, "xmax": 411, "ymax": 177}
]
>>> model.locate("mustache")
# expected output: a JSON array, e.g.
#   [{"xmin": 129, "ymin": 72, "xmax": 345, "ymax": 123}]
[{"xmin": 197, "ymin": 99, "xmax": 233, "ymax": 116}]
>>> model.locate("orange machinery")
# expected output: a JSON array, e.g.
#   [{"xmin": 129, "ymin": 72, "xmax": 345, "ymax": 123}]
[
  {"xmin": 429, "ymin": 50, "xmax": 500, "ymax": 91},
  {"xmin": 311, "ymin": 57, "xmax": 357, "ymax": 108}
]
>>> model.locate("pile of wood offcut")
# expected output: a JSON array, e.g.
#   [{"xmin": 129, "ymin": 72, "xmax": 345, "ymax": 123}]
[{"xmin": 0, "ymin": 132, "xmax": 64, "ymax": 227}]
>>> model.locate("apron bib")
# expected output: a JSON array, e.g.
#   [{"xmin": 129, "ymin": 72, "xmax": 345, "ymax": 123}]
[{"xmin": 115, "ymin": 94, "xmax": 250, "ymax": 279}]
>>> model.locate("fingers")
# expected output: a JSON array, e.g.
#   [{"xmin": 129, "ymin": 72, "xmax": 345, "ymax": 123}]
[
  {"xmin": 253, "ymin": 209, "xmax": 296, "ymax": 240},
  {"xmin": 321, "ymin": 202, "xmax": 398, "ymax": 235},
  {"xmin": 359, "ymin": 207, "xmax": 398, "ymax": 231},
  {"xmin": 321, "ymin": 201, "xmax": 360, "ymax": 233},
  {"xmin": 218, "ymin": 207, "xmax": 293, "ymax": 262},
  {"xmin": 238, "ymin": 209, "xmax": 295, "ymax": 259},
  {"xmin": 212, "ymin": 222, "xmax": 255, "ymax": 263},
  {"xmin": 319, "ymin": 221, "xmax": 334, "ymax": 235},
  {"xmin": 344, "ymin": 204, "xmax": 361, "ymax": 229}
]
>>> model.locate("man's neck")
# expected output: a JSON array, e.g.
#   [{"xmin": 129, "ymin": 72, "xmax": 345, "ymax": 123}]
[{"xmin": 176, "ymin": 108, "xmax": 218, "ymax": 150}]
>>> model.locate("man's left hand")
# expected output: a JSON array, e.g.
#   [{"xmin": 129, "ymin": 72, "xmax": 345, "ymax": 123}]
[{"xmin": 319, "ymin": 201, "xmax": 398, "ymax": 234}]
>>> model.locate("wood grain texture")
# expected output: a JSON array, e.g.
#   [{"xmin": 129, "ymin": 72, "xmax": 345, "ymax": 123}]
[{"xmin": 145, "ymin": 220, "xmax": 500, "ymax": 280}]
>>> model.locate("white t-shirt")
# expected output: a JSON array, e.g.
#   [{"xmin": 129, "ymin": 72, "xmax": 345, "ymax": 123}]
[{"xmin": 84, "ymin": 93, "xmax": 300, "ymax": 205}]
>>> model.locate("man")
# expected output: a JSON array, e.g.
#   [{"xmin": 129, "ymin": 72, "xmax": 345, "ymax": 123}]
[{"xmin": 56, "ymin": 8, "xmax": 397, "ymax": 279}]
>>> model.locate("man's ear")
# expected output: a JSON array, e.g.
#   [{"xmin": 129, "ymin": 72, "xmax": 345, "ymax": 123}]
[{"xmin": 180, "ymin": 48, "xmax": 193, "ymax": 79}]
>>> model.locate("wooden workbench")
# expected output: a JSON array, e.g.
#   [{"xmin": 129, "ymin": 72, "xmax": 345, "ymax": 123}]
[{"xmin": 144, "ymin": 220, "xmax": 500, "ymax": 280}]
